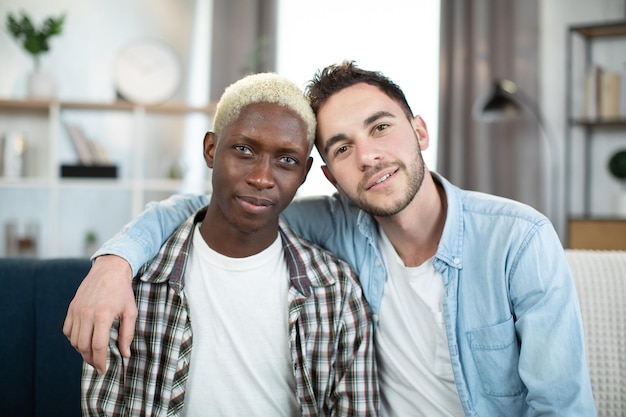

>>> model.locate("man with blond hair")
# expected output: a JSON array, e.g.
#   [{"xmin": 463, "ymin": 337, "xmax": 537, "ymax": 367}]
[{"xmin": 79, "ymin": 72, "xmax": 378, "ymax": 416}]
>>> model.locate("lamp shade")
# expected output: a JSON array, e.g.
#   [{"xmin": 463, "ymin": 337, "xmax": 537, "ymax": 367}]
[{"xmin": 474, "ymin": 79, "xmax": 522, "ymax": 121}]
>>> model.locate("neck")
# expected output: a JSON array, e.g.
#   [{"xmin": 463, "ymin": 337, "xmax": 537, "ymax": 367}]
[
  {"xmin": 375, "ymin": 172, "xmax": 447, "ymax": 267},
  {"xmin": 199, "ymin": 204, "xmax": 279, "ymax": 258}
]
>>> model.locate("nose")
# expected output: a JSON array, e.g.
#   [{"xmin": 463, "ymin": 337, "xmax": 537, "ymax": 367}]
[
  {"xmin": 246, "ymin": 156, "xmax": 275, "ymax": 189},
  {"xmin": 354, "ymin": 138, "xmax": 383, "ymax": 171}
]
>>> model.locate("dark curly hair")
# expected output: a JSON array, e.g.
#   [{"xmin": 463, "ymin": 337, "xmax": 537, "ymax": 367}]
[{"xmin": 305, "ymin": 60, "xmax": 414, "ymax": 121}]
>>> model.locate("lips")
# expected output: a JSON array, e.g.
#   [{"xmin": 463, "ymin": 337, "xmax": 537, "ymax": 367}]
[
  {"xmin": 365, "ymin": 167, "xmax": 398, "ymax": 190},
  {"xmin": 237, "ymin": 195, "xmax": 273, "ymax": 212}
]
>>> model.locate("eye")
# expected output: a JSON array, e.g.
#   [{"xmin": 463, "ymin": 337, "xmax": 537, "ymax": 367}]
[
  {"xmin": 234, "ymin": 145, "xmax": 253, "ymax": 155},
  {"xmin": 280, "ymin": 155, "xmax": 297, "ymax": 165},
  {"xmin": 328, "ymin": 144, "xmax": 351, "ymax": 162},
  {"xmin": 374, "ymin": 123, "xmax": 390, "ymax": 133},
  {"xmin": 334, "ymin": 145, "xmax": 348, "ymax": 156}
]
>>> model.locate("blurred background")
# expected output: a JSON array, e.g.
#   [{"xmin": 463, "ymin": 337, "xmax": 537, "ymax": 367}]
[{"xmin": 1, "ymin": 0, "xmax": 625, "ymax": 257}]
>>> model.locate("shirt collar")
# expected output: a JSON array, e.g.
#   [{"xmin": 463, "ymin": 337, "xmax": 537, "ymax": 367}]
[
  {"xmin": 351, "ymin": 172, "xmax": 465, "ymax": 270},
  {"xmin": 431, "ymin": 172, "xmax": 464, "ymax": 269},
  {"xmin": 278, "ymin": 220, "xmax": 337, "ymax": 295},
  {"xmin": 139, "ymin": 210, "xmax": 338, "ymax": 297}
]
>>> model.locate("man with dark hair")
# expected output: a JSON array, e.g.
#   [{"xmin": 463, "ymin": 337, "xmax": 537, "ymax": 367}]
[{"xmin": 66, "ymin": 62, "xmax": 595, "ymax": 416}]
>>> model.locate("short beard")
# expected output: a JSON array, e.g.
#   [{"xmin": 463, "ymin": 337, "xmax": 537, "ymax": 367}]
[{"xmin": 352, "ymin": 152, "xmax": 425, "ymax": 218}]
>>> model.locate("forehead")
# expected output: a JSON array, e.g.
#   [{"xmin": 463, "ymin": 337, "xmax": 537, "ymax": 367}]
[
  {"xmin": 226, "ymin": 102, "xmax": 308, "ymax": 147},
  {"xmin": 316, "ymin": 83, "xmax": 404, "ymax": 144},
  {"xmin": 318, "ymin": 83, "xmax": 403, "ymax": 123}
]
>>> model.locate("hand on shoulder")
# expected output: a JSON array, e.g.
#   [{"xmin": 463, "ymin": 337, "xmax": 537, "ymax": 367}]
[{"xmin": 63, "ymin": 254, "xmax": 137, "ymax": 374}]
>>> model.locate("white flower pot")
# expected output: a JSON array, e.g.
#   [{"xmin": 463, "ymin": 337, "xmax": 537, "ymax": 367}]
[{"xmin": 27, "ymin": 71, "xmax": 56, "ymax": 99}]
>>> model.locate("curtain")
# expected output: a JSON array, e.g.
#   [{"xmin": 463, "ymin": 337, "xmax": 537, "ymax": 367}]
[
  {"xmin": 436, "ymin": 0, "xmax": 557, "ymax": 233},
  {"xmin": 210, "ymin": 0, "xmax": 277, "ymax": 101}
]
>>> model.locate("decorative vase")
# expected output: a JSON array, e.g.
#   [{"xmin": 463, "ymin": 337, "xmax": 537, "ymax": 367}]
[{"xmin": 27, "ymin": 70, "xmax": 56, "ymax": 99}]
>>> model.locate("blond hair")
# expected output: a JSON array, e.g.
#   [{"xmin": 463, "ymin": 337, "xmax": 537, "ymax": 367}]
[{"xmin": 213, "ymin": 73, "xmax": 316, "ymax": 153}]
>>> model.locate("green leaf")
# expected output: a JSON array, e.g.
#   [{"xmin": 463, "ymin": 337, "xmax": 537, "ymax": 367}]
[
  {"xmin": 6, "ymin": 14, "xmax": 22, "ymax": 37},
  {"xmin": 43, "ymin": 14, "xmax": 65, "ymax": 36},
  {"xmin": 4, "ymin": 10, "xmax": 65, "ymax": 59}
]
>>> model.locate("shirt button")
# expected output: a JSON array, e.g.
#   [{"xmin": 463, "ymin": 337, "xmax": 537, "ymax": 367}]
[
  {"xmin": 454, "ymin": 258, "xmax": 460, "ymax": 265},
  {"xmin": 375, "ymin": 259, "xmax": 381, "ymax": 266},
  {"xmin": 372, "ymin": 314, "xmax": 379, "ymax": 322}
]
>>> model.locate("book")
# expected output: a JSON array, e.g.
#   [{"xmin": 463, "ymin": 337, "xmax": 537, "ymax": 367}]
[
  {"xmin": 63, "ymin": 122, "xmax": 111, "ymax": 165},
  {"xmin": 620, "ymin": 64, "xmax": 626, "ymax": 118},
  {"xmin": 599, "ymin": 71, "xmax": 621, "ymax": 119},
  {"xmin": 64, "ymin": 122, "xmax": 94, "ymax": 165}
]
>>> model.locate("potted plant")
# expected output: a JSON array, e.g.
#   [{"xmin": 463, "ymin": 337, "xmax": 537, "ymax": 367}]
[
  {"xmin": 83, "ymin": 229, "xmax": 99, "ymax": 257},
  {"xmin": 5, "ymin": 10, "xmax": 65, "ymax": 98},
  {"xmin": 608, "ymin": 149, "xmax": 626, "ymax": 217}
]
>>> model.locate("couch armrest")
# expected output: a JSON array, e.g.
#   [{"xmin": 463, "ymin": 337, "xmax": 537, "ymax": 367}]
[{"xmin": 0, "ymin": 258, "xmax": 90, "ymax": 417}]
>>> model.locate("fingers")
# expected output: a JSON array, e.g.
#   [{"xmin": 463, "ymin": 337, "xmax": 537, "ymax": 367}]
[
  {"xmin": 62, "ymin": 305, "xmax": 74, "ymax": 343},
  {"xmin": 118, "ymin": 307, "xmax": 138, "ymax": 359},
  {"xmin": 91, "ymin": 315, "xmax": 114, "ymax": 374},
  {"xmin": 62, "ymin": 255, "xmax": 136, "ymax": 374},
  {"xmin": 63, "ymin": 312, "xmax": 93, "ymax": 370},
  {"xmin": 64, "ymin": 302, "xmax": 127, "ymax": 374}
]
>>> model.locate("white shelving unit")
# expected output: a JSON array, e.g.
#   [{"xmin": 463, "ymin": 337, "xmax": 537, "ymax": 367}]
[{"xmin": 0, "ymin": 99, "xmax": 215, "ymax": 257}]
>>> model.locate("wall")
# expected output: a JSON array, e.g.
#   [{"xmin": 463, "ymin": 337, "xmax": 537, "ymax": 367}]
[
  {"xmin": 0, "ymin": 0, "xmax": 209, "ymax": 256},
  {"xmin": 1, "ymin": 0, "xmax": 198, "ymax": 101},
  {"xmin": 540, "ymin": 0, "xmax": 626, "ymax": 219}
]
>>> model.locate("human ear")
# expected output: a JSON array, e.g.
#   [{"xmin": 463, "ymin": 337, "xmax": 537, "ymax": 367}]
[
  {"xmin": 300, "ymin": 156, "xmax": 314, "ymax": 186},
  {"xmin": 203, "ymin": 132, "xmax": 217, "ymax": 168},
  {"xmin": 321, "ymin": 165, "xmax": 345, "ymax": 195},
  {"xmin": 412, "ymin": 115, "xmax": 430, "ymax": 150}
]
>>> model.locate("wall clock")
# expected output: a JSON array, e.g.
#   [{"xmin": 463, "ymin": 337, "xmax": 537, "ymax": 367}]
[{"xmin": 113, "ymin": 39, "xmax": 182, "ymax": 105}]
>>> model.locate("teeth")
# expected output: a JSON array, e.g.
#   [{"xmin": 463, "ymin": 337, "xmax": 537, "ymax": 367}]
[{"xmin": 375, "ymin": 173, "xmax": 391, "ymax": 184}]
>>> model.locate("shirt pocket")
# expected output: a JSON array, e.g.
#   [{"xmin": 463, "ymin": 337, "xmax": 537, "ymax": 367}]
[{"xmin": 467, "ymin": 316, "xmax": 524, "ymax": 397}]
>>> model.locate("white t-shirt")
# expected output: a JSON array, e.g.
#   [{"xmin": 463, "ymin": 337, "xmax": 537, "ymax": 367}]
[
  {"xmin": 182, "ymin": 225, "xmax": 300, "ymax": 416},
  {"xmin": 376, "ymin": 227, "xmax": 464, "ymax": 417}
]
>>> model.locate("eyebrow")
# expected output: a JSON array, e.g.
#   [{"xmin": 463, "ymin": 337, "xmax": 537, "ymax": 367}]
[
  {"xmin": 237, "ymin": 134, "xmax": 307, "ymax": 157},
  {"xmin": 322, "ymin": 110, "xmax": 396, "ymax": 156},
  {"xmin": 365, "ymin": 110, "xmax": 395, "ymax": 126}
]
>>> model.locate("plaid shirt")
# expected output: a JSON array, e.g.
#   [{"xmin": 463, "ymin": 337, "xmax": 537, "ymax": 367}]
[{"xmin": 82, "ymin": 208, "xmax": 379, "ymax": 416}]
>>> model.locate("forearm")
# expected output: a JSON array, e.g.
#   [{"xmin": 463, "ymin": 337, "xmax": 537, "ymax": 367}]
[{"xmin": 94, "ymin": 193, "xmax": 209, "ymax": 276}]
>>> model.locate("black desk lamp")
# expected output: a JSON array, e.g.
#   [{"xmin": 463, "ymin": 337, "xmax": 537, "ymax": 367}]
[{"xmin": 474, "ymin": 79, "xmax": 560, "ymax": 229}]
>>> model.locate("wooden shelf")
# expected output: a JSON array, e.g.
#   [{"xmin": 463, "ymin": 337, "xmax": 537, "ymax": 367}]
[
  {"xmin": 569, "ymin": 117, "xmax": 626, "ymax": 128},
  {"xmin": 569, "ymin": 21, "xmax": 626, "ymax": 38},
  {"xmin": 0, "ymin": 99, "xmax": 51, "ymax": 113},
  {"xmin": 0, "ymin": 97, "xmax": 215, "ymax": 257},
  {"xmin": 568, "ymin": 218, "xmax": 626, "ymax": 250},
  {"xmin": 0, "ymin": 98, "xmax": 216, "ymax": 114}
]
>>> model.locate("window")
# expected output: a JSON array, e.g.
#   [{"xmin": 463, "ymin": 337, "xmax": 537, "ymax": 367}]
[{"xmin": 277, "ymin": 0, "xmax": 441, "ymax": 196}]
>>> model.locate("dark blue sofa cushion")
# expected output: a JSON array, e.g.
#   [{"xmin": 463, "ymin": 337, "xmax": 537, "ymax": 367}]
[{"xmin": 0, "ymin": 258, "xmax": 90, "ymax": 417}]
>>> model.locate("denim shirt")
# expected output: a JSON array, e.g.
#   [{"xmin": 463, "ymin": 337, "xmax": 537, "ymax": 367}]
[{"xmin": 96, "ymin": 173, "xmax": 596, "ymax": 416}]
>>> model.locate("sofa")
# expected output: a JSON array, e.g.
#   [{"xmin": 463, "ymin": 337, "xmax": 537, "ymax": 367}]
[
  {"xmin": 0, "ymin": 258, "xmax": 89, "ymax": 417},
  {"xmin": 566, "ymin": 250, "xmax": 626, "ymax": 416},
  {"xmin": 0, "ymin": 251, "xmax": 624, "ymax": 416}
]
